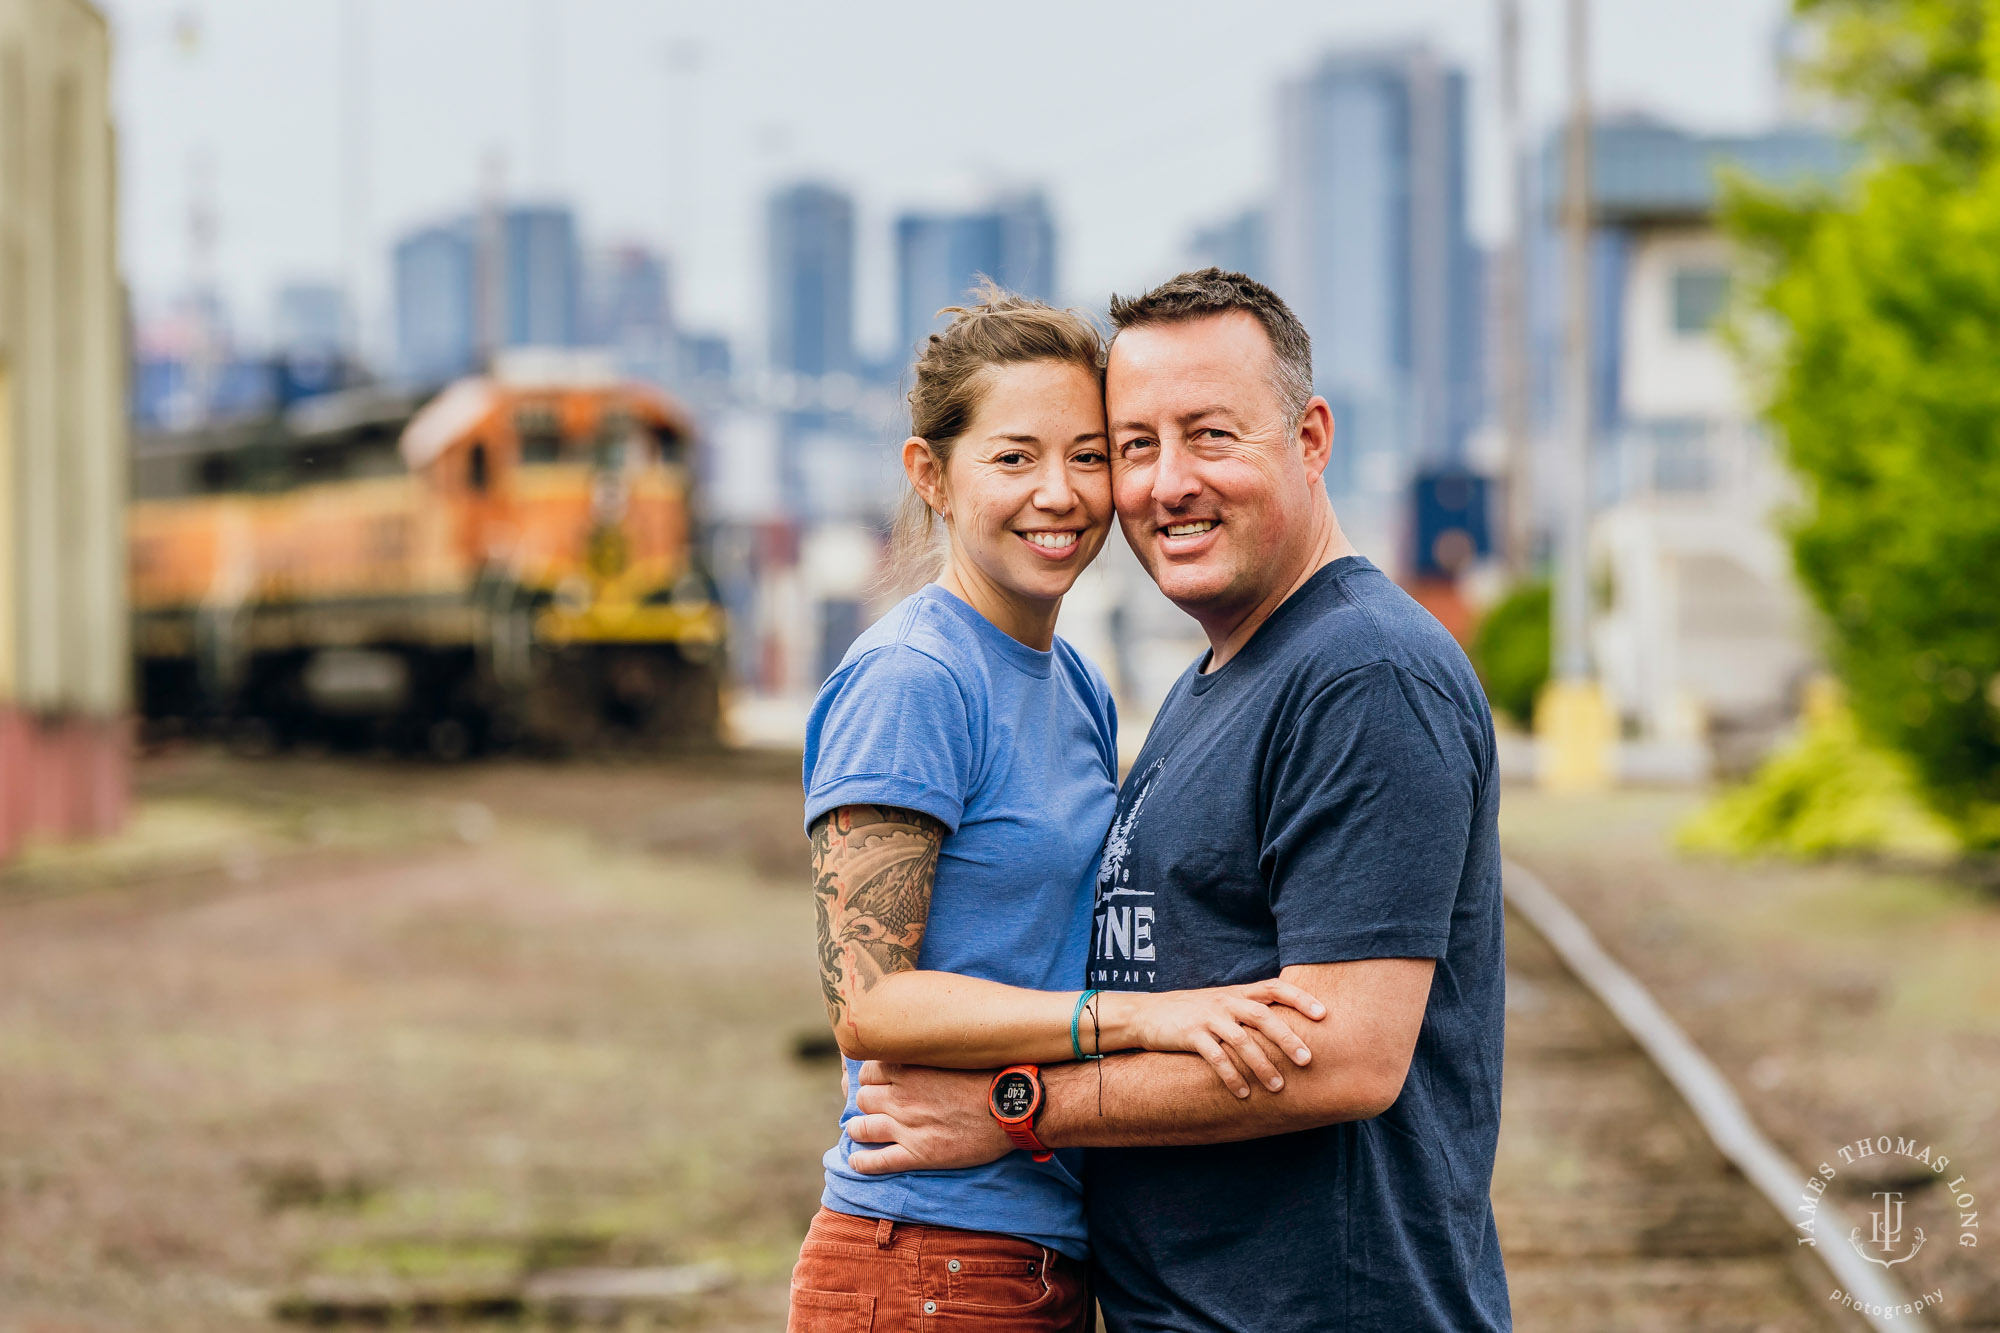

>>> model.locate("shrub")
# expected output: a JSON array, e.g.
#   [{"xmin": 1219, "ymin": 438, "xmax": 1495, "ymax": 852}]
[{"xmin": 1471, "ymin": 580, "xmax": 1550, "ymax": 731}]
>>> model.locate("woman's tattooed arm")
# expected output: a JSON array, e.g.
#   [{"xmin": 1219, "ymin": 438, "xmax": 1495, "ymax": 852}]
[{"xmin": 810, "ymin": 804, "xmax": 944, "ymax": 1047}]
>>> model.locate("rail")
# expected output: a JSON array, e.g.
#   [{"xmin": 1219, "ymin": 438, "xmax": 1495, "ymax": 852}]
[{"xmin": 1503, "ymin": 858, "xmax": 1927, "ymax": 1332}]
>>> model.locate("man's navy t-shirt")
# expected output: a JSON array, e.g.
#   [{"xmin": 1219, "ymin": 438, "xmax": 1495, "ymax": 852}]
[{"xmin": 1085, "ymin": 557, "xmax": 1510, "ymax": 1333}]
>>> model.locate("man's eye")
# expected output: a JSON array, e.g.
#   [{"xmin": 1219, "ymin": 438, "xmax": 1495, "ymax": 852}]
[
  {"xmin": 1199, "ymin": 428, "xmax": 1230, "ymax": 441},
  {"xmin": 1120, "ymin": 439, "xmax": 1159, "ymax": 455}
]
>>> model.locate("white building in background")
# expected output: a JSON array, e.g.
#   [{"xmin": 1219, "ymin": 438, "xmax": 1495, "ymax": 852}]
[
  {"xmin": 0, "ymin": 0, "xmax": 128, "ymax": 857},
  {"xmin": 1533, "ymin": 118, "xmax": 1855, "ymax": 772}
]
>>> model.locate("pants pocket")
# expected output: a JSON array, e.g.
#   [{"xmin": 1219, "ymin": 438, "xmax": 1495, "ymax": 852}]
[
  {"xmin": 787, "ymin": 1286, "xmax": 876, "ymax": 1333},
  {"xmin": 946, "ymin": 1255, "xmax": 1049, "ymax": 1308}
]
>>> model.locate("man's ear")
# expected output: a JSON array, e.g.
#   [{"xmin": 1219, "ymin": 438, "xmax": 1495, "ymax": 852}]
[
  {"xmin": 1296, "ymin": 398, "xmax": 1335, "ymax": 484},
  {"xmin": 902, "ymin": 437, "xmax": 948, "ymax": 519}
]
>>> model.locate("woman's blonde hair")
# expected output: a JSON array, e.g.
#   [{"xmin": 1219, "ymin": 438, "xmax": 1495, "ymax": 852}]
[{"xmin": 888, "ymin": 280, "xmax": 1105, "ymax": 586}]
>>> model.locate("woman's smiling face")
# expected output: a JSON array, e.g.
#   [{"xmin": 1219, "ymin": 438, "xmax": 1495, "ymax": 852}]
[{"xmin": 932, "ymin": 358, "xmax": 1112, "ymax": 613}]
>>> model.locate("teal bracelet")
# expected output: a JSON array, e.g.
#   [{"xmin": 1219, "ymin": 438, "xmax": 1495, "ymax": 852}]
[{"xmin": 1070, "ymin": 988, "xmax": 1103, "ymax": 1061}]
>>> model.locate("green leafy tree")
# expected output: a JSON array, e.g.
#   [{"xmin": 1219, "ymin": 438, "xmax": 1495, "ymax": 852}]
[{"xmin": 1727, "ymin": 0, "xmax": 2000, "ymax": 847}]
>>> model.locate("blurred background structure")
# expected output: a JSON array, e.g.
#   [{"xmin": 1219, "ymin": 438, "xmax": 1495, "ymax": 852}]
[
  {"xmin": 94, "ymin": 0, "xmax": 1873, "ymax": 774},
  {"xmin": 0, "ymin": 0, "xmax": 127, "ymax": 861},
  {"xmin": 2, "ymin": 0, "xmax": 1997, "ymax": 1328}
]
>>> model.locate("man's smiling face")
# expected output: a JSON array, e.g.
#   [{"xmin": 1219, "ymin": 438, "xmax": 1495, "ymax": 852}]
[{"xmin": 1106, "ymin": 310, "xmax": 1326, "ymax": 627}]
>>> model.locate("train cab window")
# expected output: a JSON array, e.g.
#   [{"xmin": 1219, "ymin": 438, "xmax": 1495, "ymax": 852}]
[
  {"xmin": 519, "ymin": 427, "xmax": 561, "ymax": 464},
  {"xmin": 517, "ymin": 405, "xmax": 563, "ymax": 464},
  {"xmin": 653, "ymin": 427, "xmax": 685, "ymax": 468},
  {"xmin": 468, "ymin": 443, "xmax": 490, "ymax": 492}
]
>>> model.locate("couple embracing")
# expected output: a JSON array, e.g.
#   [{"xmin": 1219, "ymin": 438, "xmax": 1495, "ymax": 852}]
[{"xmin": 790, "ymin": 270, "xmax": 1510, "ymax": 1332}]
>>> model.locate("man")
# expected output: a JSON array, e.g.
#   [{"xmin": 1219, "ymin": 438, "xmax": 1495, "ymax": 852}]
[{"xmin": 846, "ymin": 269, "xmax": 1510, "ymax": 1331}]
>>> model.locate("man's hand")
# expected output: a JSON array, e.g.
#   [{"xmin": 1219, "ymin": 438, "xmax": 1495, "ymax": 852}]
[{"xmin": 845, "ymin": 1062, "xmax": 1011, "ymax": 1175}]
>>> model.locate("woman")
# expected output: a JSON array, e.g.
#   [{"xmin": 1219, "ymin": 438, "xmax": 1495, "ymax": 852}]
[{"xmin": 789, "ymin": 286, "xmax": 1320, "ymax": 1332}]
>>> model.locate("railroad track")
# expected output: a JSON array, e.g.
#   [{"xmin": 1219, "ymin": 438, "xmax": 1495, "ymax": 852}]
[{"xmin": 1496, "ymin": 869, "xmax": 1875, "ymax": 1331}]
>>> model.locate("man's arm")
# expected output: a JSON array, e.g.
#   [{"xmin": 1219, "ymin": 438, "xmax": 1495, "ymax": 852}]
[
  {"xmin": 816, "ymin": 806, "xmax": 1327, "ymax": 1078},
  {"xmin": 845, "ymin": 957, "xmax": 1434, "ymax": 1174},
  {"xmin": 1038, "ymin": 957, "xmax": 1433, "ymax": 1146}
]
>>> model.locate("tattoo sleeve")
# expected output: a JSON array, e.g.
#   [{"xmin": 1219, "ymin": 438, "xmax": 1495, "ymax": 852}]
[{"xmin": 810, "ymin": 804, "xmax": 944, "ymax": 1045}]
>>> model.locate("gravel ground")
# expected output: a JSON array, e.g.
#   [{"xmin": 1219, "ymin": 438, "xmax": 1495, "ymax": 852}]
[
  {"xmin": 1504, "ymin": 786, "xmax": 2000, "ymax": 1329},
  {"xmin": 0, "ymin": 755, "xmax": 1955, "ymax": 1329}
]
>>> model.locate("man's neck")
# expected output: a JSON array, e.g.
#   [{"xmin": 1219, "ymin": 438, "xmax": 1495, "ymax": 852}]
[{"xmin": 1198, "ymin": 510, "xmax": 1357, "ymax": 672}]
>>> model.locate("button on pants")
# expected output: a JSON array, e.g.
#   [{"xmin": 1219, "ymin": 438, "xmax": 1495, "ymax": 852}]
[{"xmin": 787, "ymin": 1207, "xmax": 1090, "ymax": 1332}]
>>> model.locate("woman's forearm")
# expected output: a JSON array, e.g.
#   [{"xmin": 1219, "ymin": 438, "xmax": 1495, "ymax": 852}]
[{"xmin": 838, "ymin": 974, "xmax": 1137, "ymax": 1067}]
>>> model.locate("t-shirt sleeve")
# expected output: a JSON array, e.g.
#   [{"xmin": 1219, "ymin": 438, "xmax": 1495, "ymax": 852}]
[
  {"xmin": 1260, "ymin": 660, "xmax": 1480, "ymax": 966},
  {"xmin": 802, "ymin": 644, "xmax": 975, "ymax": 834}
]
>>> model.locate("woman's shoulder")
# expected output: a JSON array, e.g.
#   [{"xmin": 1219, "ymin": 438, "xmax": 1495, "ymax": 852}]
[
  {"xmin": 837, "ymin": 591, "xmax": 982, "ymax": 680},
  {"xmin": 1052, "ymin": 637, "xmax": 1117, "ymax": 725}
]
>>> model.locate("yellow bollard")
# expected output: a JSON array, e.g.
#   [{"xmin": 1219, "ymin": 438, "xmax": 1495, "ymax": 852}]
[{"xmin": 1535, "ymin": 677, "xmax": 1616, "ymax": 791}]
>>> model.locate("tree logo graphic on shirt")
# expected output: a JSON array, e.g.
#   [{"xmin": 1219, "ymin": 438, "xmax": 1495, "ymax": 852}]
[{"xmin": 1093, "ymin": 762, "xmax": 1158, "ymax": 979}]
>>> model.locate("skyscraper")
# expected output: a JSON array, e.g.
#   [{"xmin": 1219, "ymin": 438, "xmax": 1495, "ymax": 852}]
[
  {"xmin": 271, "ymin": 282, "xmax": 347, "ymax": 360},
  {"xmin": 767, "ymin": 183, "xmax": 855, "ymax": 377},
  {"xmin": 502, "ymin": 205, "xmax": 581, "ymax": 349},
  {"xmin": 584, "ymin": 243, "xmax": 673, "ymax": 382},
  {"xmin": 393, "ymin": 204, "xmax": 585, "ymax": 387},
  {"xmin": 393, "ymin": 221, "xmax": 478, "ymax": 386},
  {"xmin": 1272, "ymin": 46, "xmax": 1481, "ymax": 479},
  {"xmin": 895, "ymin": 192, "xmax": 1056, "ymax": 362},
  {"xmin": 1189, "ymin": 207, "xmax": 1269, "ymax": 283}
]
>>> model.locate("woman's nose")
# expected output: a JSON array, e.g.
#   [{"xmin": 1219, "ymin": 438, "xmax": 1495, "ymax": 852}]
[{"xmin": 1032, "ymin": 457, "xmax": 1076, "ymax": 512}]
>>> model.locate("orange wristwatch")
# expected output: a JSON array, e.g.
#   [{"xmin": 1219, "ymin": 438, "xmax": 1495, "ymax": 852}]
[{"xmin": 988, "ymin": 1065, "xmax": 1052, "ymax": 1162}]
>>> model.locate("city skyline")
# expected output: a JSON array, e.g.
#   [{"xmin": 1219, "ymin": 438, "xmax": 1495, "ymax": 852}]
[{"xmin": 104, "ymin": 0, "xmax": 1795, "ymax": 368}]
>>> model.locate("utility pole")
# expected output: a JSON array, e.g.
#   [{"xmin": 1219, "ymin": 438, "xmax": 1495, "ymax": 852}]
[
  {"xmin": 339, "ymin": 0, "xmax": 371, "ymax": 366},
  {"xmin": 1495, "ymin": 0, "xmax": 1533, "ymax": 579},
  {"xmin": 1539, "ymin": 0, "xmax": 1613, "ymax": 789},
  {"xmin": 476, "ymin": 150, "xmax": 508, "ymax": 371},
  {"xmin": 663, "ymin": 39, "xmax": 703, "ymax": 348}
]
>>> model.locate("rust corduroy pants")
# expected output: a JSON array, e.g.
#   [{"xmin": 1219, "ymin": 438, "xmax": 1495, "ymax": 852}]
[{"xmin": 787, "ymin": 1207, "xmax": 1090, "ymax": 1332}]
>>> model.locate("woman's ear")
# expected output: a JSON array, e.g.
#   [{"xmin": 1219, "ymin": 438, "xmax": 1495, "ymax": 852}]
[{"xmin": 902, "ymin": 437, "xmax": 948, "ymax": 520}]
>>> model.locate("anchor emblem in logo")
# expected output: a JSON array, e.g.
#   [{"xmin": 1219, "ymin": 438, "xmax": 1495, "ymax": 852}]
[{"xmin": 1850, "ymin": 1191, "xmax": 1926, "ymax": 1268}]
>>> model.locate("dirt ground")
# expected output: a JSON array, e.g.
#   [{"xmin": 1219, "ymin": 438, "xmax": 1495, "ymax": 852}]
[{"xmin": 0, "ymin": 754, "xmax": 1970, "ymax": 1329}]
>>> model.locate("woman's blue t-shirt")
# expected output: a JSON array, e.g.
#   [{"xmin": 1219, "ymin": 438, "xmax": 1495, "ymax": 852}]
[{"xmin": 801, "ymin": 583, "xmax": 1118, "ymax": 1260}]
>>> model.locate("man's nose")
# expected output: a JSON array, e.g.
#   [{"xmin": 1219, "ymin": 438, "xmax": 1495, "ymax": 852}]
[{"xmin": 1151, "ymin": 439, "xmax": 1201, "ymax": 510}]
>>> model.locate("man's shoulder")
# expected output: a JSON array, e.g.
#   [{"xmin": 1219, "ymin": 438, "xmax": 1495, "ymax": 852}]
[{"xmin": 1281, "ymin": 561, "xmax": 1491, "ymax": 725}]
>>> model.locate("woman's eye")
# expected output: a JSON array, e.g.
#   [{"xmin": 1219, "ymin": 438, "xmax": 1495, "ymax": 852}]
[
  {"xmin": 996, "ymin": 451, "xmax": 1028, "ymax": 466},
  {"xmin": 1072, "ymin": 450, "xmax": 1106, "ymax": 466}
]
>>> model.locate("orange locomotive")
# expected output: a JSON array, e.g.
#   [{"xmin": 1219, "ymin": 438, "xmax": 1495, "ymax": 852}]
[{"xmin": 129, "ymin": 361, "xmax": 724, "ymax": 753}]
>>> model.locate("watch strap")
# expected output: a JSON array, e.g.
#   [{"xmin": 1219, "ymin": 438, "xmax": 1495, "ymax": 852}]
[{"xmin": 1002, "ymin": 1119, "xmax": 1053, "ymax": 1162}]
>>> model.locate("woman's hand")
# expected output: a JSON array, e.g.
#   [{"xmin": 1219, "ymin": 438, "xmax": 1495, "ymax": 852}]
[{"xmin": 1103, "ymin": 981, "xmax": 1326, "ymax": 1099}]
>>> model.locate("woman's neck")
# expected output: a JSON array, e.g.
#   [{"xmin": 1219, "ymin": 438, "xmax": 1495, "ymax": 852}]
[{"xmin": 938, "ymin": 555, "xmax": 1060, "ymax": 652}]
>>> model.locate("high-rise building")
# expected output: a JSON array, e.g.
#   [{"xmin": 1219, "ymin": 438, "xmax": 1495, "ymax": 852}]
[
  {"xmin": 895, "ymin": 192, "xmax": 1056, "ymax": 362},
  {"xmin": 393, "ymin": 221, "xmax": 478, "ymax": 386},
  {"xmin": 272, "ymin": 282, "xmax": 346, "ymax": 360},
  {"xmin": 1190, "ymin": 208, "xmax": 1269, "ymax": 283},
  {"xmin": 767, "ymin": 183, "xmax": 855, "ymax": 378},
  {"xmin": 584, "ymin": 244, "xmax": 673, "ymax": 382},
  {"xmin": 393, "ymin": 203, "xmax": 584, "ymax": 387},
  {"xmin": 503, "ymin": 205, "xmax": 581, "ymax": 349},
  {"xmin": 1272, "ymin": 46, "xmax": 1482, "ymax": 480}
]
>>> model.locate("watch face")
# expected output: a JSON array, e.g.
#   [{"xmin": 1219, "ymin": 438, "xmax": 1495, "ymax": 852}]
[{"xmin": 991, "ymin": 1070, "xmax": 1038, "ymax": 1121}]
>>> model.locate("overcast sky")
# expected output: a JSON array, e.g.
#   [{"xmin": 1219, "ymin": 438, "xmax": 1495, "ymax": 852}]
[{"xmin": 102, "ymin": 0, "xmax": 1794, "ymax": 366}]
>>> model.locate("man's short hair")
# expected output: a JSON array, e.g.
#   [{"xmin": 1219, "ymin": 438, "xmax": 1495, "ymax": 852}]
[{"xmin": 1107, "ymin": 268, "xmax": 1314, "ymax": 429}]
